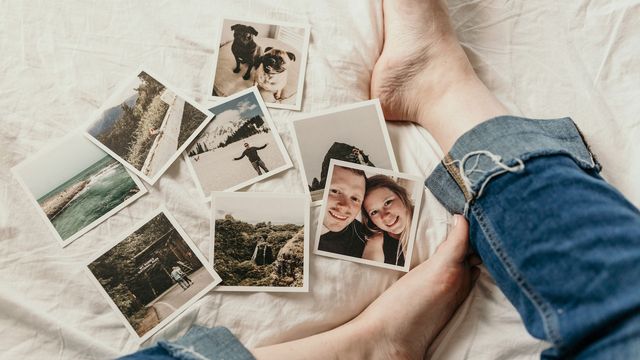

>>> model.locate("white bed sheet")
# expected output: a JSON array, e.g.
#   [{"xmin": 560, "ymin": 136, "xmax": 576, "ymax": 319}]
[{"xmin": 1, "ymin": 0, "xmax": 638, "ymax": 359}]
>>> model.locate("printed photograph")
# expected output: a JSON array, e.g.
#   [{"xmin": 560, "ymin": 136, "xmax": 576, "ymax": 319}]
[
  {"xmin": 86, "ymin": 210, "xmax": 220, "ymax": 341},
  {"xmin": 211, "ymin": 192, "xmax": 309, "ymax": 292},
  {"xmin": 291, "ymin": 99, "xmax": 398, "ymax": 203},
  {"xmin": 210, "ymin": 18, "xmax": 310, "ymax": 110},
  {"xmin": 85, "ymin": 69, "xmax": 214, "ymax": 185},
  {"xmin": 314, "ymin": 160, "xmax": 423, "ymax": 272},
  {"xmin": 12, "ymin": 132, "xmax": 147, "ymax": 247},
  {"xmin": 185, "ymin": 87, "xmax": 292, "ymax": 200}
]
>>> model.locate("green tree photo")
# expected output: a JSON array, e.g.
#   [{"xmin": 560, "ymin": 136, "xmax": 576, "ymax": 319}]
[{"xmin": 214, "ymin": 215, "xmax": 304, "ymax": 287}]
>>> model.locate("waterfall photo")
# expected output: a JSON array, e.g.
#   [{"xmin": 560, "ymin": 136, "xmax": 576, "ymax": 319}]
[
  {"xmin": 85, "ymin": 209, "xmax": 221, "ymax": 341},
  {"xmin": 12, "ymin": 132, "xmax": 147, "ymax": 246},
  {"xmin": 211, "ymin": 192, "xmax": 309, "ymax": 292}
]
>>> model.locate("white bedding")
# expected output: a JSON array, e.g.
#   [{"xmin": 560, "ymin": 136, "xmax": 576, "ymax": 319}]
[{"xmin": 1, "ymin": 0, "xmax": 638, "ymax": 359}]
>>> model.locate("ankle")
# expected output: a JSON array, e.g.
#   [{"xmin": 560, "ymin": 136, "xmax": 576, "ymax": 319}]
[{"xmin": 415, "ymin": 71, "xmax": 508, "ymax": 153}]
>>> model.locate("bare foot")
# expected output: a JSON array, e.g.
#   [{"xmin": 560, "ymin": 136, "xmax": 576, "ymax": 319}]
[
  {"xmin": 371, "ymin": 0, "xmax": 508, "ymax": 152},
  {"xmin": 352, "ymin": 215, "xmax": 480, "ymax": 359},
  {"xmin": 252, "ymin": 216, "xmax": 480, "ymax": 360}
]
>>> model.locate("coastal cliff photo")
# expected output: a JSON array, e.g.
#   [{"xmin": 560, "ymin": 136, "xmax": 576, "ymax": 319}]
[
  {"xmin": 12, "ymin": 132, "xmax": 147, "ymax": 246},
  {"xmin": 85, "ymin": 70, "xmax": 213, "ymax": 184}
]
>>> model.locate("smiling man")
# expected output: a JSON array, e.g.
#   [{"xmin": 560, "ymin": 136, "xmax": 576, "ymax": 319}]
[{"xmin": 318, "ymin": 165, "xmax": 368, "ymax": 258}]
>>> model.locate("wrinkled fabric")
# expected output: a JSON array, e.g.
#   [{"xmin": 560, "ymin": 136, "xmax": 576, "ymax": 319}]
[{"xmin": 1, "ymin": 1, "xmax": 639, "ymax": 359}]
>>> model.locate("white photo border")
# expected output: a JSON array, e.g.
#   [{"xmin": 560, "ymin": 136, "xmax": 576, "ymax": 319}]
[
  {"xmin": 208, "ymin": 17, "xmax": 311, "ymax": 111},
  {"xmin": 183, "ymin": 87, "xmax": 293, "ymax": 202},
  {"xmin": 11, "ymin": 130, "xmax": 148, "ymax": 248},
  {"xmin": 83, "ymin": 207, "xmax": 222, "ymax": 343},
  {"xmin": 289, "ymin": 99, "xmax": 399, "ymax": 207},
  {"xmin": 84, "ymin": 66, "xmax": 215, "ymax": 185},
  {"xmin": 210, "ymin": 191, "xmax": 310, "ymax": 292},
  {"xmin": 313, "ymin": 160, "xmax": 423, "ymax": 272}
]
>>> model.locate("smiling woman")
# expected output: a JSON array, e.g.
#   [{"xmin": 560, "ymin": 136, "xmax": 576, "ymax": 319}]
[{"xmin": 362, "ymin": 175, "xmax": 415, "ymax": 267}]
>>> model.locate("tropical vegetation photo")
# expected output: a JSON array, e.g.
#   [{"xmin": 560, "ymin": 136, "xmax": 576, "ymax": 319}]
[
  {"xmin": 88, "ymin": 212, "xmax": 215, "ymax": 337},
  {"xmin": 213, "ymin": 194, "xmax": 306, "ymax": 289}
]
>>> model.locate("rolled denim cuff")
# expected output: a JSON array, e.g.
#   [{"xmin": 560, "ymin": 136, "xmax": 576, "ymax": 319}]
[
  {"xmin": 425, "ymin": 116, "xmax": 600, "ymax": 214},
  {"xmin": 157, "ymin": 326, "xmax": 255, "ymax": 360}
]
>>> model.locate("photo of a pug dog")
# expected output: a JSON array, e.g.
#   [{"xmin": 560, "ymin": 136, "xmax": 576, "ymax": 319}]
[
  {"xmin": 211, "ymin": 18, "xmax": 310, "ymax": 111},
  {"xmin": 230, "ymin": 24, "xmax": 260, "ymax": 81},
  {"xmin": 254, "ymin": 47, "xmax": 296, "ymax": 101}
]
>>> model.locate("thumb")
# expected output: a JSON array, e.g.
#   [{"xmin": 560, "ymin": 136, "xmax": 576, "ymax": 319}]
[{"xmin": 439, "ymin": 214, "xmax": 470, "ymax": 263}]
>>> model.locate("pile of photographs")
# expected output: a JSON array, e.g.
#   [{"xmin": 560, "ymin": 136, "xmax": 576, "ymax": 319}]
[{"xmin": 11, "ymin": 16, "xmax": 424, "ymax": 342}]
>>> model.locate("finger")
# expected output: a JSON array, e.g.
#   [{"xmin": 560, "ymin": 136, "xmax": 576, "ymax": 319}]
[
  {"xmin": 438, "ymin": 214, "xmax": 470, "ymax": 263},
  {"xmin": 471, "ymin": 266, "xmax": 481, "ymax": 282},
  {"xmin": 467, "ymin": 254, "xmax": 482, "ymax": 267}
]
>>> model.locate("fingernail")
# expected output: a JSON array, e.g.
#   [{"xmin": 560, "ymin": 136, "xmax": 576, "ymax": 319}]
[{"xmin": 453, "ymin": 214, "xmax": 461, "ymax": 226}]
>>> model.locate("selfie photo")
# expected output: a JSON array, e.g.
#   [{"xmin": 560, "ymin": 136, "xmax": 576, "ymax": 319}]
[{"xmin": 314, "ymin": 160, "xmax": 423, "ymax": 272}]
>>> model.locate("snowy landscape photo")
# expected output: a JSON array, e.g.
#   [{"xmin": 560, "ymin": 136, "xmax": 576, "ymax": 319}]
[
  {"xmin": 185, "ymin": 87, "xmax": 291, "ymax": 200},
  {"xmin": 12, "ymin": 132, "xmax": 147, "ymax": 246},
  {"xmin": 85, "ymin": 69, "xmax": 213, "ymax": 185}
]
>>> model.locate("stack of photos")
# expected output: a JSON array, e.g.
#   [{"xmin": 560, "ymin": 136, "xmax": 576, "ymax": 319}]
[
  {"xmin": 290, "ymin": 99, "xmax": 398, "ymax": 203},
  {"xmin": 210, "ymin": 18, "xmax": 310, "ymax": 110},
  {"xmin": 211, "ymin": 192, "xmax": 309, "ymax": 292},
  {"xmin": 85, "ymin": 69, "xmax": 214, "ymax": 185},
  {"xmin": 12, "ymin": 132, "xmax": 147, "ymax": 246},
  {"xmin": 314, "ymin": 160, "xmax": 423, "ymax": 272},
  {"xmin": 85, "ymin": 209, "xmax": 221, "ymax": 342},
  {"xmin": 184, "ymin": 87, "xmax": 292, "ymax": 200}
]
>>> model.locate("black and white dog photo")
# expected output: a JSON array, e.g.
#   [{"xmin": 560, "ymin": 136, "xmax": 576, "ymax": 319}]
[
  {"xmin": 211, "ymin": 18, "xmax": 310, "ymax": 110},
  {"xmin": 230, "ymin": 24, "xmax": 260, "ymax": 80}
]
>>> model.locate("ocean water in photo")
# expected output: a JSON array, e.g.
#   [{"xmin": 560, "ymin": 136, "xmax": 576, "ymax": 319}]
[{"xmin": 37, "ymin": 156, "xmax": 141, "ymax": 240}]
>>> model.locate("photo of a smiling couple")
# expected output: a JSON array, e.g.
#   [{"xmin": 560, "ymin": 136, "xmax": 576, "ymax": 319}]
[{"xmin": 315, "ymin": 160, "xmax": 422, "ymax": 271}]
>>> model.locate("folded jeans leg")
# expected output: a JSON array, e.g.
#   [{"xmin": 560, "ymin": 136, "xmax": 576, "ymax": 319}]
[
  {"xmin": 426, "ymin": 116, "xmax": 640, "ymax": 359},
  {"xmin": 118, "ymin": 326, "xmax": 255, "ymax": 360}
]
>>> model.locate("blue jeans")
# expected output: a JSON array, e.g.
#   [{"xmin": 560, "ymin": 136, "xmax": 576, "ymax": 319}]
[
  {"xmin": 122, "ymin": 116, "xmax": 640, "ymax": 359},
  {"xmin": 118, "ymin": 326, "xmax": 255, "ymax": 360},
  {"xmin": 426, "ymin": 116, "xmax": 640, "ymax": 359}
]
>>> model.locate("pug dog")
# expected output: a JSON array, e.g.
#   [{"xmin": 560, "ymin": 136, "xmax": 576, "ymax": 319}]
[
  {"xmin": 253, "ymin": 47, "xmax": 296, "ymax": 101},
  {"xmin": 230, "ymin": 24, "xmax": 260, "ymax": 80}
]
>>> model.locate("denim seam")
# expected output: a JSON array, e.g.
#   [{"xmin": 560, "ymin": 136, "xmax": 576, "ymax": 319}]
[
  {"xmin": 443, "ymin": 154, "xmax": 473, "ymax": 202},
  {"xmin": 471, "ymin": 204, "xmax": 565, "ymax": 351},
  {"xmin": 465, "ymin": 149, "xmax": 598, "ymax": 199}
]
